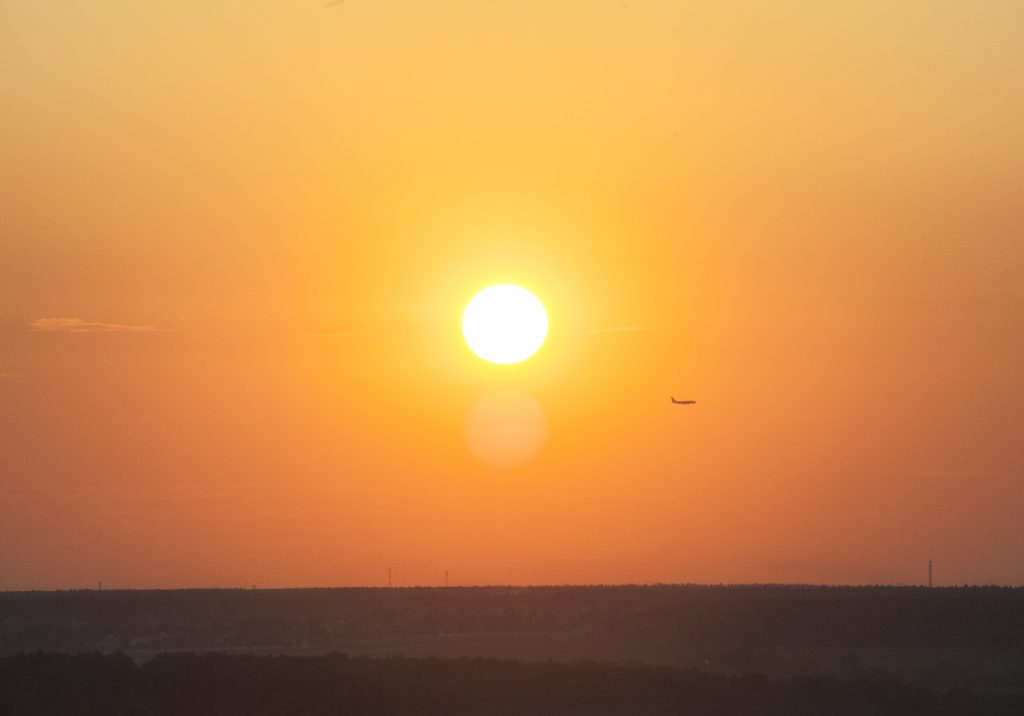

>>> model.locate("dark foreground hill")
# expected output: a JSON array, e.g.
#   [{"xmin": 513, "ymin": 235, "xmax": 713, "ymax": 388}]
[{"xmin": 2, "ymin": 651, "xmax": 1021, "ymax": 716}]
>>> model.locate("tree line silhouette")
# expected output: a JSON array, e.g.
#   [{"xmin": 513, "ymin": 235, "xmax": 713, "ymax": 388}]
[{"xmin": 2, "ymin": 651, "xmax": 1020, "ymax": 715}]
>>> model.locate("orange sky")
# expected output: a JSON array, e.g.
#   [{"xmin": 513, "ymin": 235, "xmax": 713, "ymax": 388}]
[{"xmin": 1, "ymin": 0, "xmax": 1023, "ymax": 589}]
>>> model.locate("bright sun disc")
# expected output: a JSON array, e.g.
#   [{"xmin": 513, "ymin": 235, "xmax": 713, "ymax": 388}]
[{"xmin": 463, "ymin": 285, "xmax": 548, "ymax": 364}]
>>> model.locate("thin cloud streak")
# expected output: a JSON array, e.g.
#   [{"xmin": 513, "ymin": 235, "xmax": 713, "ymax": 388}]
[
  {"xmin": 30, "ymin": 318, "xmax": 159, "ymax": 333},
  {"xmin": 875, "ymin": 468, "xmax": 1005, "ymax": 478},
  {"xmin": 578, "ymin": 325, "xmax": 657, "ymax": 336}
]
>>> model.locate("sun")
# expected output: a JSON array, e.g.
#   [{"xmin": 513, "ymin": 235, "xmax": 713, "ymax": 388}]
[{"xmin": 462, "ymin": 285, "xmax": 548, "ymax": 364}]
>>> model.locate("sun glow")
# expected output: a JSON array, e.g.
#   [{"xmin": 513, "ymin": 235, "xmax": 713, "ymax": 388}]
[{"xmin": 462, "ymin": 285, "xmax": 548, "ymax": 365}]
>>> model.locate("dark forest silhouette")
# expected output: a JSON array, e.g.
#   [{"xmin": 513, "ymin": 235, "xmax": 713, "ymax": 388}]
[{"xmin": 2, "ymin": 651, "xmax": 1021, "ymax": 715}]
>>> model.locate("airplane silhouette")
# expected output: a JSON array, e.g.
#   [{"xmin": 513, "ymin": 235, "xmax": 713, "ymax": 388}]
[{"xmin": 671, "ymin": 397, "xmax": 696, "ymax": 405}]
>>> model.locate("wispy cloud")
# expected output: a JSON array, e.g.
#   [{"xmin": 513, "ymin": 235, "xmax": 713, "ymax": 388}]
[
  {"xmin": 296, "ymin": 330, "xmax": 357, "ymax": 338},
  {"xmin": 876, "ymin": 468, "xmax": 1004, "ymax": 478},
  {"xmin": 578, "ymin": 325, "xmax": 657, "ymax": 336},
  {"xmin": 0, "ymin": 372, "xmax": 20, "ymax": 379},
  {"xmin": 30, "ymin": 318, "xmax": 159, "ymax": 333}
]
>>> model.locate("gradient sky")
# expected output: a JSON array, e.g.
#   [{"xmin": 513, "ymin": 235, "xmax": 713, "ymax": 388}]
[{"xmin": 2, "ymin": 0, "xmax": 1022, "ymax": 589}]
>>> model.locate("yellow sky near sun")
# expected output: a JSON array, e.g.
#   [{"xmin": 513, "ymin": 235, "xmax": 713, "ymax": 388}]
[{"xmin": 1, "ymin": 0, "xmax": 1023, "ymax": 588}]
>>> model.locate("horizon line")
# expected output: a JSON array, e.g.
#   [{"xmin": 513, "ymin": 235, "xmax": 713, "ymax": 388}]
[{"xmin": 4, "ymin": 581, "xmax": 1022, "ymax": 594}]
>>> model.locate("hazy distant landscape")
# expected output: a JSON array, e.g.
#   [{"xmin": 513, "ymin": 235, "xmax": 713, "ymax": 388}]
[{"xmin": 3, "ymin": 585, "xmax": 1023, "ymax": 712}]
